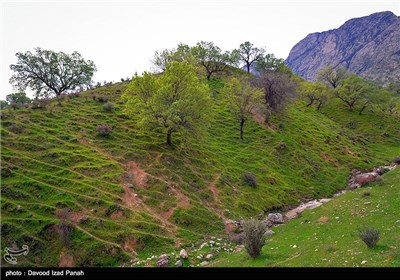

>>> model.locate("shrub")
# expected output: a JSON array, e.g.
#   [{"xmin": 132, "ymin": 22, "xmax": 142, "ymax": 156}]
[
  {"xmin": 394, "ymin": 157, "xmax": 400, "ymax": 164},
  {"xmin": 9, "ymin": 124, "xmax": 23, "ymax": 134},
  {"xmin": 92, "ymin": 93, "xmax": 97, "ymax": 100},
  {"xmin": 362, "ymin": 191, "xmax": 370, "ymax": 197},
  {"xmin": 243, "ymin": 172, "xmax": 257, "ymax": 187},
  {"xmin": 374, "ymin": 176, "xmax": 384, "ymax": 185},
  {"xmin": 103, "ymin": 102, "xmax": 115, "ymax": 112},
  {"xmin": 68, "ymin": 92, "xmax": 80, "ymax": 98},
  {"xmin": 97, "ymin": 95, "xmax": 108, "ymax": 103},
  {"xmin": 242, "ymin": 219, "xmax": 266, "ymax": 258},
  {"xmin": 10, "ymin": 102, "xmax": 20, "ymax": 110},
  {"xmin": 358, "ymin": 226, "xmax": 380, "ymax": 248},
  {"xmin": 96, "ymin": 124, "xmax": 112, "ymax": 136}
]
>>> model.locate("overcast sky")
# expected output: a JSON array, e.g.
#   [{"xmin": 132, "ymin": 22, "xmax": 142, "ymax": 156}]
[{"xmin": 1, "ymin": 0, "xmax": 399, "ymax": 100}]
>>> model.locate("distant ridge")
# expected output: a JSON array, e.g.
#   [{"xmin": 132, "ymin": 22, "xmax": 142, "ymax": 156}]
[{"xmin": 285, "ymin": 11, "xmax": 400, "ymax": 84}]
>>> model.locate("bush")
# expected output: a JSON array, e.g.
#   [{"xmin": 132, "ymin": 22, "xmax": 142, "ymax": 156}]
[
  {"xmin": 97, "ymin": 96, "xmax": 108, "ymax": 103},
  {"xmin": 242, "ymin": 218, "xmax": 266, "ymax": 258},
  {"xmin": 394, "ymin": 157, "xmax": 400, "ymax": 164},
  {"xmin": 96, "ymin": 124, "xmax": 112, "ymax": 136},
  {"xmin": 243, "ymin": 172, "xmax": 257, "ymax": 187},
  {"xmin": 358, "ymin": 226, "xmax": 380, "ymax": 248},
  {"xmin": 92, "ymin": 93, "xmax": 97, "ymax": 100},
  {"xmin": 103, "ymin": 102, "xmax": 115, "ymax": 112},
  {"xmin": 374, "ymin": 176, "xmax": 384, "ymax": 185},
  {"xmin": 9, "ymin": 124, "xmax": 23, "ymax": 134}
]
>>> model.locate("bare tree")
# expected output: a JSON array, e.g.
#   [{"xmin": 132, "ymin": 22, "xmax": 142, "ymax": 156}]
[{"xmin": 252, "ymin": 71, "xmax": 298, "ymax": 123}]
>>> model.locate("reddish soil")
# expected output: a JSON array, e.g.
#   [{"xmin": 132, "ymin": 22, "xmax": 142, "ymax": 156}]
[
  {"xmin": 209, "ymin": 174, "xmax": 221, "ymax": 203},
  {"xmin": 122, "ymin": 183, "xmax": 141, "ymax": 208},
  {"xmin": 59, "ymin": 251, "xmax": 74, "ymax": 267},
  {"xmin": 110, "ymin": 210, "xmax": 124, "ymax": 219},
  {"xmin": 321, "ymin": 153, "xmax": 338, "ymax": 163},
  {"xmin": 127, "ymin": 161, "xmax": 148, "ymax": 188},
  {"xmin": 122, "ymin": 237, "xmax": 136, "ymax": 254}
]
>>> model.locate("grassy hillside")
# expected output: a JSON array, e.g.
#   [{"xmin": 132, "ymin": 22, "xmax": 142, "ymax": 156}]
[
  {"xmin": 212, "ymin": 167, "xmax": 400, "ymax": 267},
  {"xmin": 1, "ymin": 79, "xmax": 399, "ymax": 266}
]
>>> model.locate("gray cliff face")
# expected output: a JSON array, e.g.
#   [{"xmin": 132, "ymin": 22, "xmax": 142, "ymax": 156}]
[{"xmin": 285, "ymin": 11, "xmax": 400, "ymax": 84}]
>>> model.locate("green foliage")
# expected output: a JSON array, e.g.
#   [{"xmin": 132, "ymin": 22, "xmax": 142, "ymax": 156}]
[
  {"xmin": 103, "ymin": 102, "xmax": 115, "ymax": 112},
  {"xmin": 6, "ymin": 92, "xmax": 31, "ymax": 105},
  {"xmin": 255, "ymin": 53, "xmax": 285, "ymax": 73},
  {"xmin": 317, "ymin": 66, "xmax": 348, "ymax": 88},
  {"xmin": 232, "ymin": 41, "xmax": 265, "ymax": 73},
  {"xmin": 358, "ymin": 226, "xmax": 380, "ymax": 248},
  {"xmin": 123, "ymin": 61, "xmax": 212, "ymax": 145},
  {"xmin": 192, "ymin": 41, "xmax": 234, "ymax": 80},
  {"xmin": 222, "ymin": 77, "xmax": 263, "ymax": 139},
  {"xmin": 242, "ymin": 219, "xmax": 266, "ymax": 258},
  {"xmin": 336, "ymin": 74, "xmax": 372, "ymax": 111},
  {"xmin": 0, "ymin": 100, "xmax": 9, "ymax": 109},
  {"xmin": 10, "ymin": 47, "xmax": 96, "ymax": 97},
  {"xmin": 152, "ymin": 43, "xmax": 197, "ymax": 72},
  {"xmin": 300, "ymin": 81, "xmax": 331, "ymax": 110}
]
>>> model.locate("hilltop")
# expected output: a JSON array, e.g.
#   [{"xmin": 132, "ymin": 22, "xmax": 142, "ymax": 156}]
[{"xmin": 1, "ymin": 74, "xmax": 399, "ymax": 266}]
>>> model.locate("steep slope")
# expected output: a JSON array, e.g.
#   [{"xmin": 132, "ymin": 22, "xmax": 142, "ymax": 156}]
[
  {"xmin": 213, "ymin": 167, "xmax": 400, "ymax": 267},
  {"xmin": 286, "ymin": 11, "xmax": 400, "ymax": 84},
  {"xmin": 1, "ymin": 81, "xmax": 399, "ymax": 266}
]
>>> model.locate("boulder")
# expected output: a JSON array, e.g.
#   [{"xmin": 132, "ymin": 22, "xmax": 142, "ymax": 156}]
[
  {"xmin": 205, "ymin": 254, "xmax": 213, "ymax": 260},
  {"xmin": 267, "ymin": 213, "xmax": 284, "ymax": 224},
  {"xmin": 348, "ymin": 183, "xmax": 360, "ymax": 190},
  {"xmin": 199, "ymin": 261, "xmax": 209, "ymax": 266},
  {"xmin": 175, "ymin": 260, "xmax": 183, "ymax": 267},
  {"xmin": 264, "ymin": 230, "xmax": 275, "ymax": 236},
  {"xmin": 179, "ymin": 249, "xmax": 188, "ymax": 259},
  {"xmin": 156, "ymin": 254, "xmax": 170, "ymax": 267},
  {"xmin": 354, "ymin": 172, "xmax": 378, "ymax": 186}
]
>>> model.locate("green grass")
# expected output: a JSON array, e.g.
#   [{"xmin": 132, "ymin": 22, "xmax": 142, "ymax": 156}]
[
  {"xmin": 212, "ymin": 167, "xmax": 400, "ymax": 267},
  {"xmin": 1, "ymin": 79, "xmax": 399, "ymax": 267}
]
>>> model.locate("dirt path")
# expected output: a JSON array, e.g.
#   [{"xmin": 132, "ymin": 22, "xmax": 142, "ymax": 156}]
[
  {"xmin": 126, "ymin": 161, "xmax": 148, "ymax": 188},
  {"xmin": 209, "ymin": 174, "xmax": 221, "ymax": 204}
]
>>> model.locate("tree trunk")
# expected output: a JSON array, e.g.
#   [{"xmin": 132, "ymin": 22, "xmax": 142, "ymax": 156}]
[
  {"xmin": 246, "ymin": 63, "xmax": 250, "ymax": 73},
  {"xmin": 359, "ymin": 103, "xmax": 368, "ymax": 115},
  {"xmin": 206, "ymin": 71, "xmax": 212, "ymax": 80},
  {"xmin": 166, "ymin": 130, "xmax": 172, "ymax": 146},
  {"xmin": 240, "ymin": 118, "xmax": 245, "ymax": 140},
  {"xmin": 317, "ymin": 101, "xmax": 323, "ymax": 110},
  {"xmin": 306, "ymin": 99, "xmax": 314, "ymax": 107}
]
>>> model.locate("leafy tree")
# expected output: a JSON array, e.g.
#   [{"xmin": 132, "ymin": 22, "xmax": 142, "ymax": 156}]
[
  {"xmin": 317, "ymin": 66, "xmax": 348, "ymax": 88},
  {"xmin": 255, "ymin": 53, "xmax": 284, "ymax": 74},
  {"xmin": 10, "ymin": 47, "xmax": 96, "ymax": 97},
  {"xmin": 252, "ymin": 72, "xmax": 298, "ymax": 124},
  {"xmin": 123, "ymin": 61, "xmax": 211, "ymax": 146},
  {"xmin": 222, "ymin": 77, "xmax": 263, "ymax": 140},
  {"xmin": 336, "ymin": 74, "xmax": 371, "ymax": 112},
  {"xmin": 233, "ymin": 41, "xmax": 265, "ymax": 73},
  {"xmin": 300, "ymin": 82, "xmax": 331, "ymax": 110},
  {"xmin": 151, "ymin": 43, "xmax": 196, "ymax": 73},
  {"xmin": 0, "ymin": 100, "xmax": 8, "ymax": 110},
  {"xmin": 386, "ymin": 81, "xmax": 400, "ymax": 95},
  {"xmin": 192, "ymin": 41, "xmax": 233, "ymax": 80},
  {"xmin": 6, "ymin": 92, "xmax": 31, "ymax": 105}
]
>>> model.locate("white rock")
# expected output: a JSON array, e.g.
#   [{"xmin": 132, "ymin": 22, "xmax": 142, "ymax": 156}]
[
  {"xmin": 205, "ymin": 254, "xmax": 213, "ymax": 260},
  {"xmin": 199, "ymin": 261, "xmax": 209, "ymax": 266},
  {"xmin": 175, "ymin": 260, "xmax": 183, "ymax": 267},
  {"xmin": 361, "ymin": 260, "xmax": 367, "ymax": 265},
  {"xmin": 293, "ymin": 245, "xmax": 297, "ymax": 248},
  {"xmin": 179, "ymin": 249, "xmax": 188, "ymax": 259}
]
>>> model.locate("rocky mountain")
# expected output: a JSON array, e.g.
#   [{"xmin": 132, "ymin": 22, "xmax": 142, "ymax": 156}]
[{"xmin": 285, "ymin": 11, "xmax": 400, "ymax": 84}]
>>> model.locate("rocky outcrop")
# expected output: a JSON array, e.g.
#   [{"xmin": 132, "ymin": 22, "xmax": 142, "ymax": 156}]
[{"xmin": 286, "ymin": 11, "xmax": 400, "ymax": 84}]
